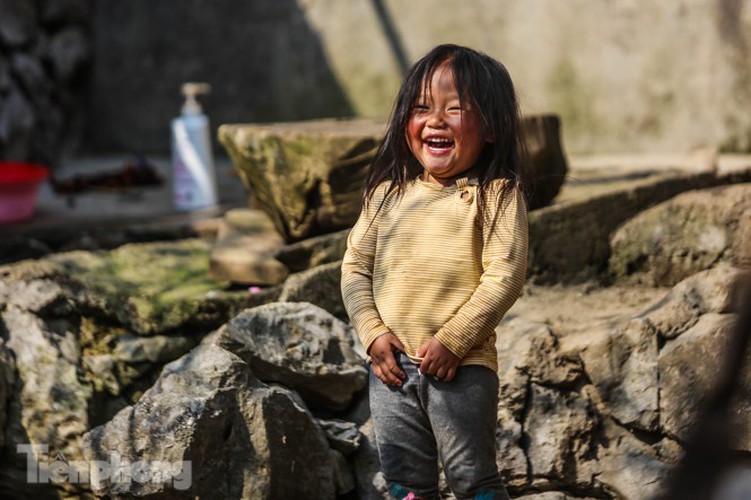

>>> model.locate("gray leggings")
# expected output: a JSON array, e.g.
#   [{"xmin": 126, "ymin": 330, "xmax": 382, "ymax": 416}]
[{"xmin": 369, "ymin": 352, "xmax": 509, "ymax": 500}]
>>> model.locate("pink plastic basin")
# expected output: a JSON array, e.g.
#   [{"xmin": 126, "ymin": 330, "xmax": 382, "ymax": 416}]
[{"xmin": 0, "ymin": 162, "xmax": 50, "ymax": 223}]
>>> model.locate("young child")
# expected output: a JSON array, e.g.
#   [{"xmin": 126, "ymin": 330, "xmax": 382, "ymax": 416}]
[{"xmin": 341, "ymin": 44, "xmax": 528, "ymax": 500}]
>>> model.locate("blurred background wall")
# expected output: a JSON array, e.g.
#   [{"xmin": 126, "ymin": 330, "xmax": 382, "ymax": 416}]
[
  {"xmin": 1, "ymin": 0, "xmax": 750, "ymax": 164},
  {"xmin": 0, "ymin": 0, "xmax": 90, "ymax": 165}
]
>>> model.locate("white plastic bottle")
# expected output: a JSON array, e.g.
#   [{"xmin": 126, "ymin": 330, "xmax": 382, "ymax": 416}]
[{"xmin": 171, "ymin": 82, "xmax": 218, "ymax": 211}]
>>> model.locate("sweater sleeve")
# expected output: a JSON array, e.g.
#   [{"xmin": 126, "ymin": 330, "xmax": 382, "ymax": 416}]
[
  {"xmin": 341, "ymin": 189, "xmax": 392, "ymax": 353},
  {"xmin": 434, "ymin": 182, "xmax": 529, "ymax": 358}
]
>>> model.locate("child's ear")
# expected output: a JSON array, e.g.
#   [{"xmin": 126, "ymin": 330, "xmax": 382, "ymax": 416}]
[{"xmin": 485, "ymin": 133, "xmax": 495, "ymax": 143}]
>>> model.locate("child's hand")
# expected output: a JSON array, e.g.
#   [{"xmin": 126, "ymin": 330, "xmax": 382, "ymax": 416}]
[
  {"xmin": 369, "ymin": 333, "xmax": 406, "ymax": 387},
  {"xmin": 417, "ymin": 338, "xmax": 460, "ymax": 382}
]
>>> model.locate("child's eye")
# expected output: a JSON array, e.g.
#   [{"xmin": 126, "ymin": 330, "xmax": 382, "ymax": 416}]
[{"xmin": 413, "ymin": 104, "xmax": 429, "ymax": 112}]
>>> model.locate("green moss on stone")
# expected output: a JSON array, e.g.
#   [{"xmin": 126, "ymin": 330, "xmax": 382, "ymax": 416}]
[{"xmin": 50, "ymin": 240, "xmax": 230, "ymax": 335}]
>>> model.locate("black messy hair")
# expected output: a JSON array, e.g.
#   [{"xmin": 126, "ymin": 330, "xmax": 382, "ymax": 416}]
[{"xmin": 363, "ymin": 44, "xmax": 528, "ymax": 227}]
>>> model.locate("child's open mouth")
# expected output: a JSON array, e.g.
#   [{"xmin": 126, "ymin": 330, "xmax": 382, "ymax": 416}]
[{"xmin": 423, "ymin": 137, "xmax": 454, "ymax": 154}]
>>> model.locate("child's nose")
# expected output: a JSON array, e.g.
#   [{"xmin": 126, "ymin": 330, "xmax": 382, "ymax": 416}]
[{"xmin": 426, "ymin": 109, "xmax": 446, "ymax": 127}]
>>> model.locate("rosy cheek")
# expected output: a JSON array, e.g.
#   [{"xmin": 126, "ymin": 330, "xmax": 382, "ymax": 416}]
[{"xmin": 407, "ymin": 120, "xmax": 421, "ymax": 144}]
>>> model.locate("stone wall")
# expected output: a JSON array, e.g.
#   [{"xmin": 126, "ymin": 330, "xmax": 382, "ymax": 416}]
[
  {"xmin": 302, "ymin": 0, "xmax": 751, "ymax": 154},
  {"xmin": 4, "ymin": 1, "xmax": 750, "ymax": 159},
  {"xmin": 83, "ymin": 0, "xmax": 353, "ymax": 154},
  {"xmin": 0, "ymin": 0, "xmax": 91, "ymax": 164},
  {"xmin": 85, "ymin": 0, "xmax": 751, "ymax": 155}
]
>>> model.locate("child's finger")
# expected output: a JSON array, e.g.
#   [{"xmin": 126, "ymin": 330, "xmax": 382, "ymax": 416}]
[
  {"xmin": 383, "ymin": 352, "xmax": 406, "ymax": 381},
  {"xmin": 375, "ymin": 355, "xmax": 402, "ymax": 386},
  {"xmin": 444, "ymin": 366, "xmax": 457, "ymax": 383},
  {"xmin": 419, "ymin": 356, "xmax": 435, "ymax": 376},
  {"xmin": 373, "ymin": 360, "xmax": 391, "ymax": 384}
]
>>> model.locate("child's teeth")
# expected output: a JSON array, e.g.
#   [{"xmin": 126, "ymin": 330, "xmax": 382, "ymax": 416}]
[{"xmin": 426, "ymin": 138, "xmax": 452, "ymax": 146}]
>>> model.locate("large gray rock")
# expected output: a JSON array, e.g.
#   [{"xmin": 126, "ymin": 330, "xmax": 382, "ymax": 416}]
[
  {"xmin": 217, "ymin": 302, "xmax": 367, "ymax": 411},
  {"xmin": 580, "ymin": 318, "xmax": 659, "ymax": 431},
  {"xmin": 1, "ymin": 305, "xmax": 92, "ymax": 497},
  {"xmin": 82, "ymin": 342, "xmax": 337, "ymax": 498},
  {"xmin": 496, "ymin": 322, "xmax": 583, "ymax": 419},
  {"xmin": 495, "ymin": 405, "xmax": 528, "ymax": 488},
  {"xmin": 638, "ymin": 265, "xmax": 743, "ymax": 339},
  {"xmin": 353, "ymin": 419, "xmax": 389, "ymax": 500},
  {"xmin": 659, "ymin": 313, "xmax": 748, "ymax": 447},
  {"xmin": 523, "ymin": 385, "xmax": 600, "ymax": 487},
  {"xmin": 0, "ymin": 241, "xmax": 277, "ymax": 496},
  {"xmin": 278, "ymin": 260, "xmax": 345, "ymax": 317},
  {"xmin": 610, "ymin": 183, "xmax": 751, "ymax": 286},
  {"xmin": 494, "ymin": 321, "xmax": 592, "ymax": 488},
  {"xmin": 592, "ymin": 418, "xmax": 673, "ymax": 499},
  {"xmin": 219, "ymin": 118, "xmax": 383, "ymax": 242},
  {"xmin": 0, "ymin": 276, "xmax": 66, "ymax": 312},
  {"xmin": 41, "ymin": 239, "xmax": 248, "ymax": 336},
  {"xmin": 529, "ymin": 170, "xmax": 726, "ymax": 283}
]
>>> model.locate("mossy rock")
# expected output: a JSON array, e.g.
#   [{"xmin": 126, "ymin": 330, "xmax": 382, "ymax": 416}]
[
  {"xmin": 219, "ymin": 118, "xmax": 384, "ymax": 242},
  {"xmin": 44, "ymin": 239, "xmax": 239, "ymax": 335}
]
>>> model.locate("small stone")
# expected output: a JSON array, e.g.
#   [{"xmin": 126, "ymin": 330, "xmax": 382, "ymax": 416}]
[
  {"xmin": 274, "ymin": 228, "xmax": 349, "ymax": 273},
  {"xmin": 208, "ymin": 209, "xmax": 289, "ymax": 285},
  {"xmin": 318, "ymin": 418, "xmax": 362, "ymax": 455},
  {"xmin": 278, "ymin": 260, "xmax": 345, "ymax": 318},
  {"xmin": 82, "ymin": 354, "xmax": 120, "ymax": 396}
]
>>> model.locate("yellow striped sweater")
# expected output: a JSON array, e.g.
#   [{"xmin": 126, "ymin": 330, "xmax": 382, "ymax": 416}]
[{"xmin": 341, "ymin": 175, "xmax": 529, "ymax": 371}]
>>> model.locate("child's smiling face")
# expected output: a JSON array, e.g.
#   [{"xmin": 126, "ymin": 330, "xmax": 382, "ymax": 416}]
[{"xmin": 406, "ymin": 62, "xmax": 490, "ymax": 186}]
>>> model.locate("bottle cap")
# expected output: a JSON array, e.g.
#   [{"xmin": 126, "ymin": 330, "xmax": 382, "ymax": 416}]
[{"xmin": 180, "ymin": 82, "xmax": 211, "ymax": 114}]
